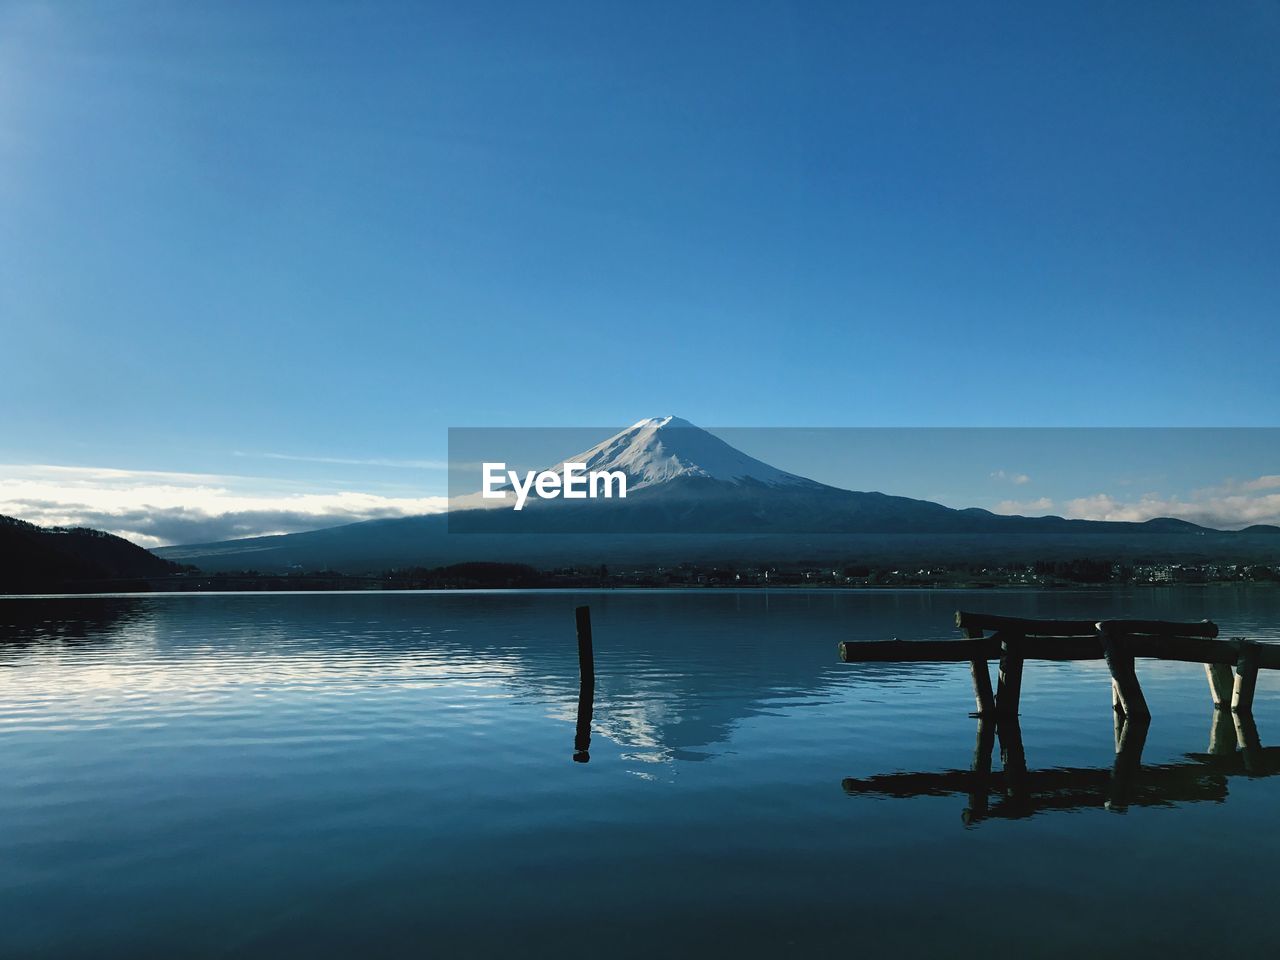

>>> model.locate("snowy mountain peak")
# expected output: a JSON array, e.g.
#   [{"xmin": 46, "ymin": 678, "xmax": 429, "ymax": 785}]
[
  {"xmin": 628, "ymin": 415, "xmax": 695, "ymax": 430},
  {"xmin": 558, "ymin": 417, "xmax": 822, "ymax": 491}
]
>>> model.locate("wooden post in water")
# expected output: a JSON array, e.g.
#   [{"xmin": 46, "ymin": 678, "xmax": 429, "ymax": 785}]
[
  {"xmin": 575, "ymin": 605, "xmax": 595, "ymax": 685},
  {"xmin": 963, "ymin": 627, "xmax": 996, "ymax": 717},
  {"xmin": 1233, "ymin": 641, "xmax": 1260, "ymax": 714},
  {"xmin": 1205, "ymin": 662, "xmax": 1235, "ymax": 710},
  {"xmin": 1100, "ymin": 623, "xmax": 1151, "ymax": 721}
]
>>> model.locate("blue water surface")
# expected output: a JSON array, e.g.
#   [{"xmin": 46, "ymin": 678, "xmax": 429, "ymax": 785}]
[{"xmin": 2, "ymin": 587, "xmax": 1278, "ymax": 958}]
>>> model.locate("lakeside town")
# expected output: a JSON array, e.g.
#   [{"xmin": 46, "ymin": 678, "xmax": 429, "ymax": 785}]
[{"xmin": 29, "ymin": 558, "xmax": 1274, "ymax": 594}]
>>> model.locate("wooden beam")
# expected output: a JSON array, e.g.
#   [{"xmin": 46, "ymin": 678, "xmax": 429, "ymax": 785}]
[
  {"xmin": 1252, "ymin": 641, "xmax": 1280, "ymax": 671},
  {"xmin": 842, "ymin": 634, "xmax": 1275, "ymax": 668},
  {"xmin": 1121, "ymin": 635, "xmax": 1278, "ymax": 668},
  {"xmin": 1126, "ymin": 634, "xmax": 1238, "ymax": 665},
  {"xmin": 956, "ymin": 611, "xmax": 1098, "ymax": 636},
  {"xmin": 1015, "ymin": 635, "xmax": 1104, "ymax": 661},
  {"xmin": 955, "ymin": 610, "xmax": 1219, "ymax": 639},
  {"xmin": 1099, "ymin": 618, "xmax": 1219, "ymax": 639}
]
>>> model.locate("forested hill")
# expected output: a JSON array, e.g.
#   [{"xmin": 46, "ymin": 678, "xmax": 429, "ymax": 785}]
[{"xmin": 1, "ymin": 515, "xmax": 183, "ymax": 592}]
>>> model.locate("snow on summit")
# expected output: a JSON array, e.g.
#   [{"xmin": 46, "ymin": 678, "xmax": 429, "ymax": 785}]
[{"xmin": 555, "ymin": 416, "xmax": 821, "ymax": 490}]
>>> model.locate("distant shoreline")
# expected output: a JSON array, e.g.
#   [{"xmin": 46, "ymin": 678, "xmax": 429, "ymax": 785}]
[
  {"xmin": 6, "ymin": 553, "xmax": 1280, "ymax": 598},
  {"xmin": 4, "ymin": 580, "xmax": 1278, "ymax": 601}
]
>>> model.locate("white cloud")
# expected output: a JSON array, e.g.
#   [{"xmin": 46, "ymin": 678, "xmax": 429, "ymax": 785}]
[
  {"xmin": 234, "ymin": 451, "xmax": 451, "ymax": 469},
  {"xmin": 995, "ymin": 497, "xmax": 1055, "ymax": 515},
  {"xmin": 990, "ymin": 473, "xmax": 1280, "ymax": 530},
  {"xmin": 990, "ymin": 469, "xmax": 1031, "ymax": 485},
  {"xmin": 1241, "ymin": 475, "xmax": 1280, "ymax": 492},
  {"xmin": 1061, "ymin": 492, "xmax": 1280, "ymax": 529},
  {"xmin": 0, "ymin": 464, "xmax": 447, "ymax": 547}
]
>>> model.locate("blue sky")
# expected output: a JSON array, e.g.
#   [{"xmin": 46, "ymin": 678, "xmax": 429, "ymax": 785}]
[{"xmin": 1, "ymin": 1, "xmax": 1278, "ymax": 543}]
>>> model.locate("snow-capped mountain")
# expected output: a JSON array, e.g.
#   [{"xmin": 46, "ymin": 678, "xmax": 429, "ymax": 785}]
[
  {"xmin": 551, "ymin": 416, "xmax": 823, "ymax": 491},
  {"xmin": 157, "ymin": 415, "xmax": 1279, "ymax": 572}
]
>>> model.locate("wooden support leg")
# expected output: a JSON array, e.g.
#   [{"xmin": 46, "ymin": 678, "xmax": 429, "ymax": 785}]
[
  {"xmin": 970, "ymin": 659, "xmax": 995, "ymax": 716},
  {"xmin": 1205, "ymin": 663, "xmax": 1235, "ymax": 710},
  {"xmin": 994, "ymin": 632, "xmax": 1024, "ymax": 718},
  {"xmin": 1100, "ymin": 625, "xmax": 1150, "ymax": 721},
  {"xmin": 1232, "ymin": 641, "xmax": 1260, "ymax": 714},
  {"xmin": 963, "ymin": 628, "xmax": 995, "ymax": 716}
]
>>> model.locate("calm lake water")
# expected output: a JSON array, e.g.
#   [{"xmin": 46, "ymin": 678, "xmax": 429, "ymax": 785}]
[{"xmin": 2, "ymin": 587, "xmax": 1279, "ymax": 958}]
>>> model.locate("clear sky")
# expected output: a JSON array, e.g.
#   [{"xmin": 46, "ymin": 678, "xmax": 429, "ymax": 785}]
[{"xmin": 2, "ymin": 1, "xmax": 1278, "ymax": 544}]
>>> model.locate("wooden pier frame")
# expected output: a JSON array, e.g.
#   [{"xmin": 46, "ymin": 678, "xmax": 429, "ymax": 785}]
[{"xmin": 837, "ymin": 611, "xmax": 1276, "ymax": 719}]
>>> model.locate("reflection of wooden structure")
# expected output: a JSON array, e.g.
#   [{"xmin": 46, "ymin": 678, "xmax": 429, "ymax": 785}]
[
  {"xmin": 842, "ymin": 711, "xmax": 1277, "ymax": 825},
  {"xmin": 574, "ymin": 606, "xmax": 595, "ymax": 762},
  {"xmin": 838, "ymin": 611, "xmax": 1280, "ymax": 720}
]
